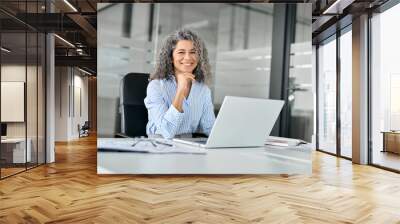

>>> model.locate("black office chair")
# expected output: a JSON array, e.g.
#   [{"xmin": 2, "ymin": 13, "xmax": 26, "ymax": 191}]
[
  {"xmin": 119, "ymin": 73, "xmax": 149, "ymax": 137},
  {"xmin": 78, "ymin": 121, "xmax": 90, "ymax": 138}
]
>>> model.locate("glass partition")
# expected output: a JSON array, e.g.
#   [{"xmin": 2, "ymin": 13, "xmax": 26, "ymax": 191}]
[
  {"xmin": 27, "ymin": 30, "xmax": 38, "ymax": 169},
  {"xmin": 339, "ymin": 27, "xmax": 352, "ymax": 158},
  {"xmin": 0, "ymin": 1, "xmax": 46, "ymax": 179},
  {"xmin": 288, "ymin": 4, "xmax": 313, "ymax": 142},
  {"xmin": 1, "ymin": 30, "xmax": 28, "ymax": 177},
  {"xmin": 37, "ymin": 31, "xmax": 45, "ymax": 165},
  {"xmin": 317, "ymin": 36, "xmax": 337, "ymax": 154}
]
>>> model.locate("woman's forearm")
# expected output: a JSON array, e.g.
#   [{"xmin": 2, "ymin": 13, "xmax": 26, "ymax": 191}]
[
  {"xmin": 173, "ymin": 73, "xmax": 193, "ymax": 112},
  {"xmin": 172, "ymin": 88, "xmax": 187, "ymax": 112}
]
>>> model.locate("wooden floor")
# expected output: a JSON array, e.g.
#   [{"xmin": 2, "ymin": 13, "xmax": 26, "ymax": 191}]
[
  {"xmin": 1, "ymin": 163, "xmax": 45, "ymax": 178},
  {"xmin": 1, "ymin": 167, "xmax": 26, "ymax": 178},
  {"xmin": 373, "ymin": 151, "xmax": 400, "ymax": 171},
  {"xmin": 1, "ymin": 135, "xmax": 400, "ymax": 223}
]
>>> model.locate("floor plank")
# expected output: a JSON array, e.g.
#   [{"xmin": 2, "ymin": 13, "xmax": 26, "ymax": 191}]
[
  {"xmin": 373, "ymin": 151, "xmax": 400, "ymax": 171},
  {"xmin": 0, "ymin": 135, "xmax": 400, "ymax": 223}
]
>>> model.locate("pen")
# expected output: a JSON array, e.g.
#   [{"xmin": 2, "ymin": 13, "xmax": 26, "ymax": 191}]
[
  {"xmin": 132, "ymin": 139, "xmax": 157, "ymax": 147},
  {"xmin": 154, "ymin": 140, "xmax": 173, "ymax": 147}
]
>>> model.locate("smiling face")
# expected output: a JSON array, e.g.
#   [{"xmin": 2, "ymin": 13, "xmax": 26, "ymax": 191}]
[{"xmin": 172, "ymin": 40, "xmax": 199, "ymax": 74}]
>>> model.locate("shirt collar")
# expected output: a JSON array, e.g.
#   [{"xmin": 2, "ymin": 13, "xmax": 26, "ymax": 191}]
[{"xmin": 166, "ymin": 74, "xmax": 177, "ymax": 86}]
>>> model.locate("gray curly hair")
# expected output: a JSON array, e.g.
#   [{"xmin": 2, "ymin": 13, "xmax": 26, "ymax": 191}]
[{"xmin": 150, "ymin": 29, "xmax": 211, "ymax": 83}]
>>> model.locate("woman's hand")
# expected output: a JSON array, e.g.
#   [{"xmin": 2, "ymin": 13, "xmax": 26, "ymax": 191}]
[
  {"xmin": 176, "ymin": 72, "xmax": 195, "ymax": 97},
  {"xmin": 172, "ymin": 72, "xmax": 195, "ymax": 112}
]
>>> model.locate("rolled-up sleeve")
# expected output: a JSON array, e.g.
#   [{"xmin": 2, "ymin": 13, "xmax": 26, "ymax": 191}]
[
  {"xmin": 198, "ymin": 87, "xmax": 216, "ymax": 136},
  {"xmin": 144, "ymin": 80, "xmax": 185, "ymax": 139}
]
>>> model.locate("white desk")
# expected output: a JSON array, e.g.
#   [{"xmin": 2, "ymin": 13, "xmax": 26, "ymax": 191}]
[
  {"xmin": 97, "ymin": 138, "xmax": 312, "ymax": 175},
  {"xmin": 1, "ymin": 138, "xmax": 31, "ymax": 163}
]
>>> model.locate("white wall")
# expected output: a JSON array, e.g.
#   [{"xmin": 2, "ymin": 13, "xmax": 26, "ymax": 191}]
[
  {"xmin": 54, "ymin": 67, "xmax": 89, "ymax": 141},
  {"xmin": 72, "ymin": 74, "xmax": 89, "ymax": 138},
  {"xmin": 55, "ymin": 67, "xmax": 69, "ymax": 141}
]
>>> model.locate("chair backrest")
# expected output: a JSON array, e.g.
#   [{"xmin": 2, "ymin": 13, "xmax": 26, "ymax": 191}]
[
  {"xmin": 82, "ymin": 121, "xmax": 90, "ymax": 130},
  {"xmin": 120, "ymin": 73, "xmax": 149, "ymax": 137}
]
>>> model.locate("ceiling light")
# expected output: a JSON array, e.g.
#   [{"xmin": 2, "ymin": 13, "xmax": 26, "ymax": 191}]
[
  {"xmin": 54, "ymin": 34, "xmax": 75, "ymax": 48},
  {"xmin": 323, "ymin": 0, "xmax": 341, "ymax": 14},
  {"xmin": 76, "ymin": 48, "xmax": 85, "ymax": 55},
  {"xmin": 78, "ymin": 67, "xmax": 92, "ymax": 76},
  {"xmin": 63, "ymin": 0, "xmax": 78, "ymax": 12},
  {"xmin": 322, "ymin": 0, "xmax": 354, "ymax": 15},
  {"xmin": 1, "ymin": 47, "xmax": 11, "ymax": 53}
]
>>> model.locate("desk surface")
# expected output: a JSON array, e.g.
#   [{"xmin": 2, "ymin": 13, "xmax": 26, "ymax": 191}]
[
  {"xmin": 97, "ymin": 138, "xmax": 312, "ymax": 175},
  {"xmin": 1, "ymin": 138, "xmax": 26, "ymax": 143}
]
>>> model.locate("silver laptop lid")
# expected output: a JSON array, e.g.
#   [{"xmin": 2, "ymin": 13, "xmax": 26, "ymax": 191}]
[{"xmin": 205, "ymin": 96, "xmax": 284, "ymax": 148}]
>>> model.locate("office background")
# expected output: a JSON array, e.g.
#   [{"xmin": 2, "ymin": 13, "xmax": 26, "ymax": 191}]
[
  {"xmin": 1, "ymin": 0, "xmax": 397, "ymax": 176},
  {"xmin": 0, "ymin": 0, "xmax": 97, "ymax": 179},
  {"xmin": 1, "ymin": 1, "xmax": 400, "ymax": 222},
  {"xmin": 313, "ymin": 1, "xmax": 400, "ymax": 171},
  {"xmin": 97, "ymin": 3, "xmax": 313, "ymax": 142},
  {"xmin": 0, "ymin": 2, "xmax": 47, "ymax": 177}
]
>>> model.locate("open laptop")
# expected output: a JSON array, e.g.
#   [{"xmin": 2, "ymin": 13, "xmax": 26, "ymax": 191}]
[{"xmin": 173, "ymin": 96, "xmax": 284, "ymax": 148}]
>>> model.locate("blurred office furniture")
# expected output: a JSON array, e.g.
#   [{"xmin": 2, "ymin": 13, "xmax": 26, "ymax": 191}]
[
  {"xmin": 119, "ymin": 73, "xmax": 149, "ymax": 137},
  {"xmin": 1, "ymin": 122, "xmax": 32, "ymax": 165},
  {"xmin": 1, "ymin": 138, "xmax": 32, "ymax": 165},
  {"xmin": 78, "ymin": 121, "xmax": 90, "ymax": 138},
  {"xmin": 382, "ymin": 131, "xmax": 400, "ymax": 154}
]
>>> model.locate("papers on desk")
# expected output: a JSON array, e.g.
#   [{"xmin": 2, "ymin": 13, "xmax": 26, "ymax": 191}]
[
  {"xmin": 97, "ymin": 138, "xmax": 207, "ymax": 154},
  {"xmin": 265, "ymin": 136, "xmax": 308, "ymax": 147}
]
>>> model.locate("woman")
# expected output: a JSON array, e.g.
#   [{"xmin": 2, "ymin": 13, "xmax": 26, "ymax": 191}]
[{"xmin": 144, "ymin": 29, "xmax": 216, "ymax": 139}]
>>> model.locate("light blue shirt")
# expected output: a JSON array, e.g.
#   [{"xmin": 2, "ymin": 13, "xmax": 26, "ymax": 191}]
[{"xmin": 144, "ymin": 76, "xmax": 216, "ymax": 139}]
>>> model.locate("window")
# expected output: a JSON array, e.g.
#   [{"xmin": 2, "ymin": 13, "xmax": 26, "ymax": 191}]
[
  {"xmin": 317, "ymin": 36, "xmax": 337, "ymax": 154},
  {"xmin": 371, "ymin": 3, "xmax": 400, "ymax": 171},
  {"xmin": 339, "ymin": 28, "xmax": 352, "ymax": 158}
]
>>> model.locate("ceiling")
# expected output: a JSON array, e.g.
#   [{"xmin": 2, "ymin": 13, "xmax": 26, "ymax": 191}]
[
  {"xmin": 311, "ymin": 0, "xmax": 390, "ymax": 44},
  {"xmin": 1, "ymin": 0, "xmax": 393, "ymax": 74},
  {"xmin": 0, "ymin": 0, "xmax": 99, "ymax": 74}
]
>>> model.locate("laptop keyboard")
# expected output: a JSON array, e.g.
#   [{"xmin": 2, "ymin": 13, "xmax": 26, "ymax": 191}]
[{"xmin": 192, "ymin": 139, "xmax": 207, "ymax": 144}]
